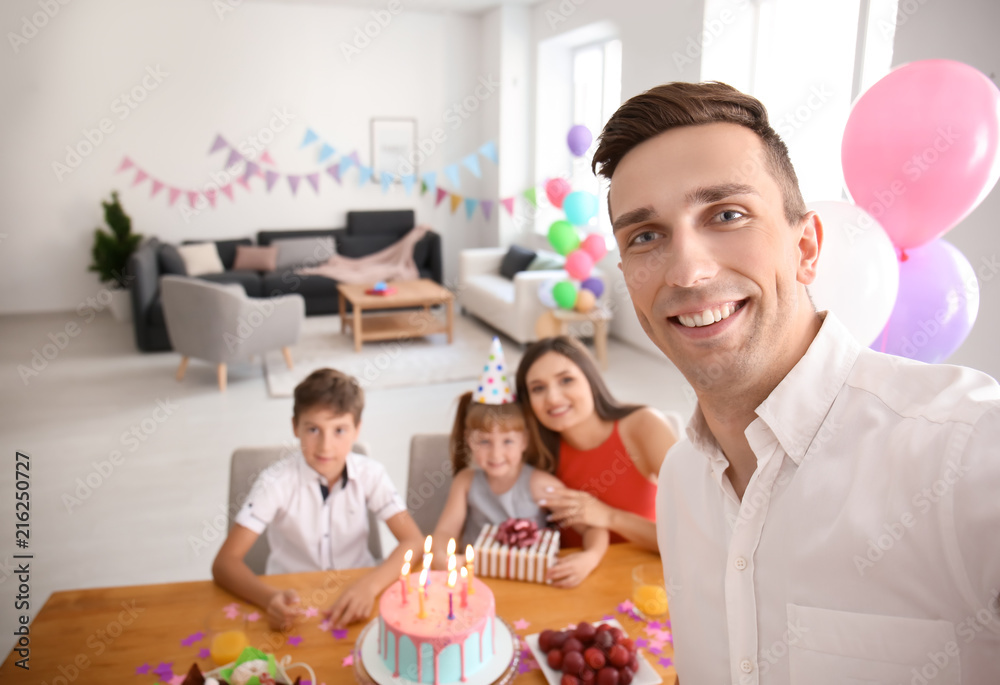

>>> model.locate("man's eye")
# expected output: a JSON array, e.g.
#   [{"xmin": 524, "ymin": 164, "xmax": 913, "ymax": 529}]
[
  {"xmin": 630, "ymin": 230, "xmax": 658, "ymax": 245},
  {"xmin": 718, "ymin": 209, "xmax": 744, "ymax": 222}
]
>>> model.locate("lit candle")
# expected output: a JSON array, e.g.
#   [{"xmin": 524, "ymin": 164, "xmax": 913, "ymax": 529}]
[
  {"xmin": 423, "ymin": 535, "xmax": 434, "ymax": 574},
  {"xmin": 466, "ymin": 545, "xmax": 475, "ymax": 594},
  {"xmin": 447, "ymin": 538, "xmax": 456, "ymax": 557},
  {"xmin": 400, "ymin": 561, "xmax": 410, "ymax": 605},
  {"xmin": 403, "ymin": 550, "xmax": 413, "ymax": 589},
  {"xmin": 447, "ymin": 569, "xmax": 457, "ymax": 620},
  {"xmin": 418, "ymin": 568, "xmax": 428, "ymax": 619},
  {"xmin": 460, "ymin": 566, "xmax": 469, "ymax": 608}
]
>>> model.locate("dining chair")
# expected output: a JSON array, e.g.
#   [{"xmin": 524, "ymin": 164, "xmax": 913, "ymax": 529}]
[
  {"xmin": 406, "ymin": 434, "xmax": 453, "ymax": 535},
  {"xmin": 227, "ymin": 442, "xmax": 381, "ymax": 574}
]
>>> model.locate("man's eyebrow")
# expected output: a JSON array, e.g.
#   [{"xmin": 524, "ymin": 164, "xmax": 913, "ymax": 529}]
[
  {"xmin": 685, "ymin": 183, "xmax": 759, "ymax": 206},
  {"xmin": 612, "ymin": 207, "xmax": 657, "ymax": 233}
]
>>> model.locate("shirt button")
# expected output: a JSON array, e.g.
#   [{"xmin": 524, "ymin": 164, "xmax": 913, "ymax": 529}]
[
  {"xmin": 740, "ymin": 659, "xmax": 753, "ymax": 673},
  {"xmin": 735, "ymin": 557, "xmax": 747, "ymax": 571}
]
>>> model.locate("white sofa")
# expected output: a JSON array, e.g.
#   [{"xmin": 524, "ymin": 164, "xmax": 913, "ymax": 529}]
[{"xmin": 459, "ymin": 247, "xmax": 603, "ymax": 344}]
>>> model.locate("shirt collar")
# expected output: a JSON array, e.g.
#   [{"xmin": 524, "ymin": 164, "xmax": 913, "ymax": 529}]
[
  {"xmin": 685, "ymin": 311, "xmax": 861, "ymax": 466},
  {"xmin": 297, "ymin": 450, "xmax": 354, "ymax": 489}
]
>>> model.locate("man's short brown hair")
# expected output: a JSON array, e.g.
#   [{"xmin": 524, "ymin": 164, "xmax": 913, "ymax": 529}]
[
  {"xmin": 592, "ymin": 81, "xmax": 808, "ymax": 226},
  {"xmin": 293, "ymin": 368, "xmax": 364, "ymax": 425}
]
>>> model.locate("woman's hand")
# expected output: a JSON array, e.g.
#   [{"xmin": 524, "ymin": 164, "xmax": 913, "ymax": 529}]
[
  {"xmin": 540, "ymin": 487, "xmax": 613, "ymax": 529},
  {"xmin": 546, "ymin": 550, "xmax": 602, "ymax": 588},
  {"xmin": 266, "ymin": 589, "xmax": 300, "ymax": 631},
  {"xmin": 325, "ymin": 577, "xmax": 377, "ymax": 629}
]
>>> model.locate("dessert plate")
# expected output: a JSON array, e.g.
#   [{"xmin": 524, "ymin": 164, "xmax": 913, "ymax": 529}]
[{"xmin": 524, "ymin": 619, "xmax": 663, "ymax": 685}]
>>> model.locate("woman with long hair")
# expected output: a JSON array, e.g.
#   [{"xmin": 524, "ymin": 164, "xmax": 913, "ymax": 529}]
[{"xmin": 515, "ymin": 336, "xmax": 678, "ymax": 553}]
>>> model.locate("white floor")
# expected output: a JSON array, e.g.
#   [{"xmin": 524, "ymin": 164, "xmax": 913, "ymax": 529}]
[{"xmin": 0, "ymin": 310, "xmax": 693, "ymax": 656}]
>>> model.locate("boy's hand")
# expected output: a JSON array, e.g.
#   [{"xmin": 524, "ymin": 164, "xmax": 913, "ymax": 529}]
[
  {"xmin": 325, "ymin": 578, "xmax": 376, "ymax": 629},
  {"xmin": 267, "ymin": 589, "xmax": 300, "ymax": 631},
  {"xmin": 546, "ymin": 550, "xmax": 601, "ymax": 588}
]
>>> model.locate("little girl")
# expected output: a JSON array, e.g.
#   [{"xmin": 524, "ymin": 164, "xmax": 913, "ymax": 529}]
[{"xmin": 430, "ymin": 338, "xmax": 608, "ymax": 588}]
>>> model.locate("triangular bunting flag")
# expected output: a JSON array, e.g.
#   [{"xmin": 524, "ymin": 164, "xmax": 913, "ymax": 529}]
[
  {"xmin": 187, "ymin": 191, "xmax": 201, "ymax": 208},
  {"xmin": 422, "ymin": 171, "xmax": 437, "ymax": 195},
  {"xmin": 402, "ymin": 174, "xmax": 415, "ymax": 195},
  {"xmin": 444, "ymin": 164, "xmax": 461, "ymax": 189},
  {"xmin": 464, "ymin": 198, "xmax": 478, "ymax": 219},
  {"xmin": 420, "ymin": 181, "xmax": 428, "ymax": 195},
  {"xmin": 132, "ymin": 169, "xmax": 148, "ymax": 186},
  {"xmin": 349, "ymin": 151, "xmax": 361, "ymax": 166},
  {"xmin": 358, "ymin": 166, "xmax": 373, "ymax": 186},
  {"xmin": 461, "ymin": 154, "xmax": 481, "ymax": 178},
  {"xmin": 150, "ymin": 180, "xmax": 165, "ymax": 198},
  {"xmin": 306, "ymin": 173, "xmax": 320, "ymax": 193},
  {"xmin": 326, "ymin": 164, "xmax": 342, "ymax": 184},
  {"xmin": 450, "ymin": 194, "xmax": 463, "ymax": 214},
  {"xmin": 523, "ymin": 188, "xmax": 537, "ymax": 207},
  {"xmin": 205, "ymin": 188, "xmax": 217, "ymax": 208},
  {"xmin": 380, "ymin": 172, "xmax": 393, "ymax": 193},
  {"xmin": 220, "ymin": 184, "xmax": 234, "ymax": 201},
  {"xmin": 260, "ymin": 151, "xmax": 276, "ymax": 165},
  {"xmin": 481, "ymin": 199, "xmax": 494, "ymax": 220},
  {"xmin": 478, "ymin": 141, "xmax": 499, "ymax": 165},
  {"xmin": 265, "ymin": 170, "xmax": 280, "ymax": 192},
  {"xmin": 209, "ymin": 135, "xmax": 228, "ymax": 154},
  {"xmin": 235, "ymin": 176, "xmax": 250, "ymax": 191},
  {"xmin": 501, "ymin": 197, "xmax": 515, "ymax": 216},
  {"xmin": 226, "ymin": 148, "xmax": 243, "ymax": 168},
  {"xmin": 117, "ymin": 157, "xmax": 134, "ymax": 173},
  {"xmin": 287, "ymin": 175, "xmax": 300, "ymax": 195},
  {"xmin": 300, "ymin": 129, "xmax": 319, "ymax": 148},
  {"xmin": 318, "ymin": 143, "xmax": 335, "ymax": 163},
  {"xmin": 168, "ymin": 188, "xmax": 182, "ymax": 206},
  {"xmin": 340, "ymin": 155, "xmax": 355, "ymax": 174},
  {"xmin": 435, "ymin": 187, "xmax": 448, "ymax": 207},
  {"xmin": 244, "ymin": 161, "xmax": 260, "ymax": 181}
]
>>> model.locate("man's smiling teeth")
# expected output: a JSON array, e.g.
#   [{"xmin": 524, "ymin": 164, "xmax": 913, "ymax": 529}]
[{"xmin": 677, "ymin": 303, "xmax": 737, "ymax": 328}]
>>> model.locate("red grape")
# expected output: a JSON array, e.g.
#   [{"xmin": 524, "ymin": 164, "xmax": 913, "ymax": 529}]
[
  {"xmin": 608, "ymin": 644, "xmax": 629, "ymax": 668},
  {"xmin": 596, "ymin": 667, "xmax": 620, "ymax": 685},
  {"xmin": 563, "ymin": 637, "xmax": 584, "ymax": 654},
  {"xmin": 575, "ymin": 622, "xmax": 597, "ymax": 642},
  {"xmin": 580, "ymin": 667, "xmax": 596, "ymax": 683},
  {"xmin": 619, "ymin": 666, "xmax": 635, "ymax": 685},
  {"xmin": 627, "ymin": 654, "xmax": 639, "ymax": 672},
  {"xmin": 539, "ymin": 629, "xmax": 556, "ymax": 652},
  {"xmin": 563, "ymin": 650, "xmax": 585, "ymax": 676},
  {"xmin": 594, "ymin": 630, "xmax": 614, "ymax": 650},
  {"xmin": 560, "ymin": 675, "xmax": 580, "ymax": 685},
  {"xmin": 609, "ymin": 627, "xmax": 625, "ymax": 642},
  {"xmin": 551, "ymin": 630, "xmax": 569, "ymax": 649},
  {"xmin": 548, "ymin": 649, "xmax": 564, "ymax": 669},
  {"xmin": 619, "ymin": 638, "xmax": 636, "ymax": 653},
  {"xmin": 596, "ymin": 623, "xmax": 614, "ymax": 635},
  {"xmin": 584, "ymin": 647, "xmax": 606, "ymax": 670}
]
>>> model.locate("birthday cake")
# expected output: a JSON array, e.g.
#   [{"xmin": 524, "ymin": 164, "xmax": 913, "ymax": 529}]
[
  {"xmin": 473, "ymin": 520, "xmax": 560, "ymax": 583},
  {"xmin": 376, "ymin": 570, "xmax": 496, "ymax": 684}
]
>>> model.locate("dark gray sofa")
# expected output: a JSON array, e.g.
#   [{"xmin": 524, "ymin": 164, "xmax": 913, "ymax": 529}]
[{"xmin": 127, "ymin": 210, "xmax": 443, "ymax": 352}]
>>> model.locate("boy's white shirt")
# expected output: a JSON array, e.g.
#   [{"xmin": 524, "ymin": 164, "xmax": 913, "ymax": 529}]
[{"xmin": 234, "ymin": 450, "xmax": 405, "ymax": 575}]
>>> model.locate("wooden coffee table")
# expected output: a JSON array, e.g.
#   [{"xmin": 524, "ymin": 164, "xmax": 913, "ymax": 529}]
[{"xmin": 337, "ymin": 279, "xmax": 454, "ymax": 352}]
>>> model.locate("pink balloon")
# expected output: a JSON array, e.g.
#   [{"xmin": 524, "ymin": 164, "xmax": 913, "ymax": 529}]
[
  {"xmin": 581, "ymin": 234, "xmax": 608, "ymax": 262},
  {"xmin": 842, "ymin": 59, "xmax": 1000, "ymax": 250},
  {"xmin": 545, "ymin": 178, "xmax": 571, "ymax": 209},
  {"xmin": 565, "ymin": 249, "xmax": 595, "ymax": 281}
]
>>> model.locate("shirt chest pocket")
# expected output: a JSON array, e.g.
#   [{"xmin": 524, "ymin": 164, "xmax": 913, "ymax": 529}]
[{"xmin": 787, "ymin": 604, "xmax": 961, "ymax": 685}]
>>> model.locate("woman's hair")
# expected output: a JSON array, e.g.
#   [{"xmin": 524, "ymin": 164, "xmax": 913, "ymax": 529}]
[
  {"xmin": 515, "ymin": 336, "xmax": 643, "ymax": 472},
  {"xmin": 448, "ymin": 391, "xmax": 533, "ymax": 475}
]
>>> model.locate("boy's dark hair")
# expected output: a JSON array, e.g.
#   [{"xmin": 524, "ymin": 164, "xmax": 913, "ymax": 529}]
[
  {"xmin": 592, "ymin": 81, "xmax": 808, "ymax": 226},
  {"xmin": 293, "ymin": 368, "xmax": 364, "ymax": 425}
]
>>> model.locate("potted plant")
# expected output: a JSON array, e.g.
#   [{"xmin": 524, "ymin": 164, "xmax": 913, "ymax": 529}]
[{"xmin": 89, "ymin": 191, "xmax": 142, "ymax": 322}]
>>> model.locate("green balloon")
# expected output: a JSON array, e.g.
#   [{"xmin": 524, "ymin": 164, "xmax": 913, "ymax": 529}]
[
  {"xmin": 547, "ymin": 220, "xmax": 581, "ymax": 256},
  {"xmin": 552, "ymin": 280, "xmax": 578, "ymax": 310}
]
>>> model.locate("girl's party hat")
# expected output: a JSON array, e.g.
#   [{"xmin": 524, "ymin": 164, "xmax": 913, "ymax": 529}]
[{"xmin": 472, "ymin": 337, "xmax": 515, "ymax": 404}]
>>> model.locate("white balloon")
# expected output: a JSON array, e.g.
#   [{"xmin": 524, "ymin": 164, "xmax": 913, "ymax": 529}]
[
  {"xmin": 807, "ymin": 201, "xmax": 900, "ymax": 347},
  {"xmin": 537, "ymin": 278, "xmax": 559, "ymax": 309}
]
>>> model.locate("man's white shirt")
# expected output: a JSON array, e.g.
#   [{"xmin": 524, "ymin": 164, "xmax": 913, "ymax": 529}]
[
  {"xmin": 235, "ymin": 450, "xmax": 405, "ymax": 574},
  {"xmin": 657, "ymin": 312, "xmax": 1000, "ymax": 684}
]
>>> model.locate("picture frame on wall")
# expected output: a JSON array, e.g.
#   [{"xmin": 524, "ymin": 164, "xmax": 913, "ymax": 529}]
[{"xmin": 371, "ymin": 117, "xmax": 417, "ymax": 181}]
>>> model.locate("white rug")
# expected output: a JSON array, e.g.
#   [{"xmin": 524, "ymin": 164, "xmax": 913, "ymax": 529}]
[{"xmin": 264, "ymin": 313, "xmax": 521, "ymax": 397}]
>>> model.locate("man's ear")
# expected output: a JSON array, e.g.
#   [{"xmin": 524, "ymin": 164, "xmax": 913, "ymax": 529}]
[{"xmin": 797, "ymin": 211, "xmax": 823, "ymax": 285}]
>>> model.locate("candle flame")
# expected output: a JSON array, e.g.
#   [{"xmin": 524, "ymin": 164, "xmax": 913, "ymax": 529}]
[
  {"xmin": 424, "ymin": 535, "xmax": 433, "ymax": 554},
  {"xmin": 419, "ymin": 568, "xmax": 428, "ymax": 587},
  {"xmin": 448, "ymin": 555, "xmax": 456, "ymax": 572},
  {"xmin": 401, "ymin": 561, "xmax": 410, "ymax": 576},
  {"xmin": 460, "ymin": 566, "xmax": 468, "ymax": 578},
  {"xmin": 447, "ymin": 538, "xmax": 456, "ymax": 556},
  {"xmin": 448, "ymin": 570, "xmax": 457, "ymax": 588},
  {"xmin": 466, "ymin": 545, "xmax": 474, "ymax": 563},
  {"xmin": 404, "ymin": 549, "xmax": 413, "ymax": 563}
]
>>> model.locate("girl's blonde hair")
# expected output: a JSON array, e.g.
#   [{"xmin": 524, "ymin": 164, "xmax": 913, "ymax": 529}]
[{"xmin": 449, "ymin": 391, "xmax": 536, "ymax": 474}]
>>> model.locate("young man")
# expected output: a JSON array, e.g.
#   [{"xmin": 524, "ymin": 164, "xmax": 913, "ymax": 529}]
[
  {"xmin": 213, "ymin": 368, "xmax": 422, "ymax": 631},
  {"xmin": 594, "ymin": 82, "xmax": 1000, "ymax": 684}
]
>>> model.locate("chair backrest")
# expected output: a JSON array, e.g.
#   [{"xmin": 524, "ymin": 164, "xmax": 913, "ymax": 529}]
[
  {"xmin": 406, "ymin": 434, "xmax": 453, "ymax": 535},
  {"xmin": 161, "ymin": 276, "xmax": 247, "ymax": 362},
  {"xmin": 228, "ymin": 442, "xmax": 381, "ymax": 575}
]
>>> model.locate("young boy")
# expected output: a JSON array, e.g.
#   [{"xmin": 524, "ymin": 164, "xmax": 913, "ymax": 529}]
[{"xmin": 212, "ymin": 368, "xmax": 422, "ymax": 631}]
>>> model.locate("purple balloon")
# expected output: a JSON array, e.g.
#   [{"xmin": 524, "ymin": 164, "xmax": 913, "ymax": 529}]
[
  {"xmin": 870, "ymin": 239, "xmax": 979, "ymax": 363},
  {"xmin": 567, "ymin": 125, "xmax": 593, "ymax": 157},
  {"xmin": 580, "ymin": 276, "xmax": 604, "ymax": 299}
]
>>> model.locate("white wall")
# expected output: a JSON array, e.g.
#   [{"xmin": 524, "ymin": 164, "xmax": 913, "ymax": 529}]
[
  {"xmin": 0, "ymin": 0, "xmax": 491, "ymax": 314},
  {"xmin": 891, "ymin": 0, "xmax": 1000, "ymax": 380}
]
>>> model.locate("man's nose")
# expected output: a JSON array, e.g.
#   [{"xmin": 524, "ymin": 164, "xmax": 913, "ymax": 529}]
[{"xmin": 661, "ymin": 226, "xmax": 718, "ymax": 288}]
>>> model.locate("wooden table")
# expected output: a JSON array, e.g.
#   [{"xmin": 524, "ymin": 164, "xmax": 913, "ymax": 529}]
[
  {"xmin": 1, "ymin": 544, "xmax": 676, "ymax": 684},
  {"xmin": 551, "ymin": 306, "xmax": 612, "ymax": 369},
  {"xmin": 338, "ymin": 279, "xmax": 455, "ymax": 352}
]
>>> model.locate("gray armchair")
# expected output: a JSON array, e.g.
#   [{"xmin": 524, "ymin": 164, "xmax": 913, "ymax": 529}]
[{"xmin": 160, "ymin": 275, "xmax": 305, "ymax": 391}]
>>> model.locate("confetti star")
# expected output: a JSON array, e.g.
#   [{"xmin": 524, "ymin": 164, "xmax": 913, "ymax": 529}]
[
  {"xmin": 650, "ymin": 629, "xmax": 672, "ymax": 642},
  {"xmin": 648, "ymin": 645, "xmax": 663, "ymax": 655},
  {"xmin": 635, "ymin": 637, "xmax": 649, "ymax": 649},
  {"xmin": 198, "ymin": 648, "xmax": 211, "ymax": 659},
  {"xmin": 332, "ymin": 628, "xmax": 348, "ymax": 640},
  {"xmin": 617, "ymin": 599, "xmax": 635, "ymax": 613},
  {"xmin": 658, "ymin": 656, "xmax": 674, "ymax": 668},
  {"xmin": 246, "ymin": 611, "xmax": 261, "ymax": 622},
  {"xmin": 341, "ymin": 654, "xmax": 354, "ymax": 667},
  {"xmin": 303, "ymin": 607, "xmax": 319, "ymax": 618},
  {"xmin": 601, "ymin": 614, "xmax": 615, "ymax": 621},
  {"xmin": 288, "ymin": 636, "xmax": 303, "ymax": 647},
  {"xmin": 513, "ymin": 618, "xmax": 530, "ymax": 631},
  {"xmin": 647, "ymin": 620, "xmax": 663, "ymax": 630},
  {"xmin": 169, "ymin": 675, "xmax": 186, "ymax": 685},
  {"xmin": 318, "ymin": 619, "xmax": 332, "ymax": 631},
  {"xmin": 135, "ymin": 664, "xmax": 150, "ymax": 675},
  {"xmin": 649, "ymin": 639, "xmax": 667, "ymax": 651},
  {"xmin": 223, "ymin": 606, "xmax": 241, "ymax": 619},
  {"xmin": 153, "ymin": 662, "xmax": 174, "ymax": 676}
]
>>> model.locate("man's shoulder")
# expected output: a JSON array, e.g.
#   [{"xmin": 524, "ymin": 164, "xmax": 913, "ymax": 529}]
[{"xmin": 848, "ymin": 349, "xmax": 1000, "ymax": 427}]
